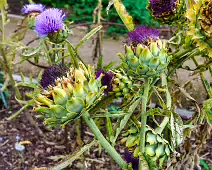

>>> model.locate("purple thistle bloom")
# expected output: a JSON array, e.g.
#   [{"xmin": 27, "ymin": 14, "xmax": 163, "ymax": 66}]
[
  {"xmin": 150, "ymin": 0, "xmax": 177, "ymax": 17},
  {"xmin": 124, "ymin": 150, "xmax": 139, "ymax": 170},
  {"xmin": 34, "ymin": 8, "xmax": 66, "ymax": 37},
  {"xmin": 96, "ymin": 70, "xmax": 114, "ymax": 95},
  {"xmin": 21, "ymin": 4, "xmax": 45, "ymax": 15},
  {"xmin": 40, "ymin": 65, "xmax": 69, "ymax": 89},
  {"xmin": 127, "ymin": 26, "xmax": 160, "ymax": 46}
]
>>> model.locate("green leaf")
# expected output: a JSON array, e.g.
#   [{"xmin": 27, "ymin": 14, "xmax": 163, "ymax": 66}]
[
  {"xmin": 75, "ymin": 25, "xmax": 103, "ymax": 50},
  {"xmin": 169, "ymin": 112, "xmax": 183, "ymax": 148},
  {"xmin": 7, "ymin": 101, "xmax": 34, "ymax": 120},
  {"xmin": 97, "ymin": 56, "xmax": 103, "ymax": 70},
  {"xmin": 200, "ymin": 159, "xmax": 210, "ymax": 170},
  {"xmin": 110, "ymin": 96, "xmax": 141, "ymax": 145},
  {"xmin": 113, "ymin": 0, "xmax": 135, "ymax": 31},
  {"xmin": 103, "ymin": 61, "xmax": 117, "ymax": 71}
]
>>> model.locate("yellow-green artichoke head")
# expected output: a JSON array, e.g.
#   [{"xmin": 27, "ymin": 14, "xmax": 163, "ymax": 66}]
[
  {"xmin": 119, "ymin": 26, "xmax": 171, "ymax": 79},
  {"xmin": 186, "ymin": 0, "xmax": 212, "ymax": 57},
  {"xmin": 147, "ymin": 0, "xmax": 186, "ymax": 24},
  {"xmin": 33, "ymin": 63, "xmax": 105, "ymax": 128},
  {"xmin": 96, "ymin": 69, "xmax": 134, "ymax": 98},
  {"xmin": 121, "ymin": 125, "xmax": 173, "ymax": 168}
]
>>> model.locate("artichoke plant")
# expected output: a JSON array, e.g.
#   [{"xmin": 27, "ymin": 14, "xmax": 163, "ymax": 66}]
[
  {"xmin": 186, "ymin": 0, "xmax": 212, "ymax": 57},
  {"xmin": 119, "ymin": 26, "xmax": 171, "ymax": 79},
  {"xmin": 33, "ymin": 63, "xmax": 105, "ymax": 128}
]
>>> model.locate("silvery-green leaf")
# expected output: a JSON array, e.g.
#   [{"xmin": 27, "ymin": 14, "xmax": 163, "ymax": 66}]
[{"xmin": 66, "ymin": 97, "xmax": 85, "ymax": 113}]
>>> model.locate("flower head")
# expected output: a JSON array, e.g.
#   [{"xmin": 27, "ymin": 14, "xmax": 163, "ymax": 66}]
[
  {"xmin": 124, "ymin": 150, "xmax": 139, "ymax": 170},
  {"xmin": 40, "ymin": 65, "xmax": 69, "ymax": 89},
  {"xmin": 127, "ymin": 26, "xmax": 160, "ymax": 46},
  {"xmin": 149, "ymin": 0, "xmax": 177, "ymax": 18},
  {"xmin": 96, "ymin": 70, "xmax": 114, "ymax": 95},
  {"xmin": 21, "ymin": 4, "xmax": 45, "ymax": 15},
  {"xmin": 34, "ymin": 8, "xmax": 66, "ymax": 37}
]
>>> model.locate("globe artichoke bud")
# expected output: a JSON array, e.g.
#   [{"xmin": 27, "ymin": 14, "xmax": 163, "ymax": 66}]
[
  {"xmin": 121, "ymin": 125, "xmax": 172, "ymax": 168},
  {"xmin": 186, "ymin": 0, "xmax": 212, "ymax": 57},
  {"xmin": 33, "ymin": 63, "xmax": 105, "ymax": 128},
  {"xmin": 147, "ymin": 0, "xmax": 186, "ymax": 24},
  {"xmin": 34, "ymin": 8, "xmax": 69, "ymax": 44},
  {"xmin": 96, "ymin": 69, "xmax": 134, "ymax": 98},
  {"xmin": 120, "ymin": 26, "xmax": 171, "ymax": 79}
]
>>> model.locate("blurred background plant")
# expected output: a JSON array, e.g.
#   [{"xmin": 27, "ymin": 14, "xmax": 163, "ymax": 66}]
[{"xmin": 36, "ymin": 0, "xmax": 159, "ymax": 37}]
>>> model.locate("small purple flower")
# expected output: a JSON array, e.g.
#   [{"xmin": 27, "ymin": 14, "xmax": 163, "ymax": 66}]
[
  {"xmin": 96, "ymin": 70, "xmax": 114, "ymax": 95},
  {"xmin": 21, "ymin": 4, "xmax": 45, "ymax": 15},
  {"xmin": 34, "ymin": 8, "xmax": 66, "ymax": 37},
  {"xmin": 124, "ymin": 150, "xmax": 139, "ymax": 170},
  {"xmin": 40, "ymin": 65, "xmax": 69, "ymax": 88},
  {"xmin": 127, "ymin": 26, "xmax": 160, "ymax": 46},
  {"xmin": 150, "ymin": 0, "xmax": 177, "ymax": 18}
]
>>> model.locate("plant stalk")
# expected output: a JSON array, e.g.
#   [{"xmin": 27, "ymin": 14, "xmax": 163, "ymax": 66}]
[
  {"xmin": 82, "ymin": 111, "xmax": 127, "ymax": 169},
  {"xmin": 192, "ymin": 56, "xmax": 211, "ymax": 97},
  {"xmin": 139, "ymin": 78, "xmax": 150, "ymax": 170},
  {"xmin": 0, "ymin": 6, "xmax": 22, "ymax": 99}
]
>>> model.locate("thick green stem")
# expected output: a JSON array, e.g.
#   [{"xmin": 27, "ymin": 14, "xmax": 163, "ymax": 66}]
[
  {"xmin": 172, "ymin": 47, "xmax": 193, "ymax": 58},
  {"xmin": 192, "ymin": 56, "xmax": 211, "ymax": 97},
  {"xmin": 82, "ymin": 111, "xmax": 127, "ymax": 169},
  {"xmin": 155, "ymin": 116, "xmax": 169, "ymax": 134},
  {"xmin": 168, "ymin": 49, "xmax": 200, "ymax": 77},
  {"xmin": 139, "ymin": 78, "xmax": 150, "ymax": 170}
]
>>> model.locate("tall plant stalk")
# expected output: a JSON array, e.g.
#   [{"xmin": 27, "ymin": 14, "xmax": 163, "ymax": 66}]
[
  {"xmin": 139, "ymin": 78, "xmax": 150, "ymax": 170},
  {"xmin": 0, "ymin": 4, "xmax": 22, "ymax": 99},
  {"xmin": 82, "ymin": 111, "xmax": 128, "ymax": 169}
]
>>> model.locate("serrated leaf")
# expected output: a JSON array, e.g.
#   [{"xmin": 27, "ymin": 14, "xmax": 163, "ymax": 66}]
[
  {"xmin": 170, "ymin": 112, "xmax": 183, "ymax": 148},
  {"xmin": 110, "ymin": 96, "xmax": 141, "ymax": 145},
  {"xmin": 113, "ymin": 0, "xmax": 134, "ymax": 31}
]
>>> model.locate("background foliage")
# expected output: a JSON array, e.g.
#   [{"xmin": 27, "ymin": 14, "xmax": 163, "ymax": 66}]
[{"xmin": 38, "ymin": 0, "xmax": 159, "ymax": 36}]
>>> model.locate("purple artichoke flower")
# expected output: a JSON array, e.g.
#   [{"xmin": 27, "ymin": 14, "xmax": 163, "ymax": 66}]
[
  {"xmin": 21, "ymin": 4, "xmax": 45, "ymax": 15},
  {"xmin": 127, "ymin": 26, "xmax": 160, "ymax": 46},
  {"xmin": 34, "ymin": 8, "xmax": 66, "ymax": 37},
  {"xmin": 124, "ymin": 150, "xmax": 139, "ymax": 170},
  {"xmin": 150, "ymin": 0, "xmax": 177, "ymax": 18},
  {"xmin": 40, "ymin": 65, "xmax": 69, "ymax": 88},
  {"xmin": 96, "ymin": 70, "xmax": 114, "ymax": 95}
]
